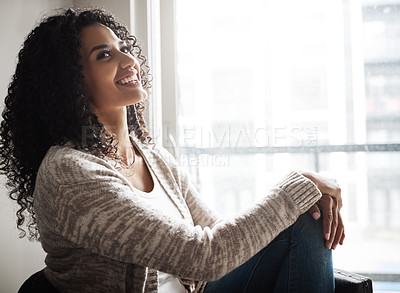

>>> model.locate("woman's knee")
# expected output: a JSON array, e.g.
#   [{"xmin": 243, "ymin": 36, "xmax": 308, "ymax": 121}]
[
  {"xmin": 292, "ymin": 213, "xmax": 325, "ymax": 245},
  {"xmin": 291, "ymin": 213, "xmax": 333, "ymax": 269}
]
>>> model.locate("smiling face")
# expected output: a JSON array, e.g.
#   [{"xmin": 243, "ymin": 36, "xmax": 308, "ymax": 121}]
[{"xmin": 80, "ymin": 23, "xmax": 147, "ymax": 115}]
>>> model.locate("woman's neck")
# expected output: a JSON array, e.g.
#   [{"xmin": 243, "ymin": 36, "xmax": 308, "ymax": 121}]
[{"xmin": 95, "ymin": 107, "xmax": 134, "ymax": 162}]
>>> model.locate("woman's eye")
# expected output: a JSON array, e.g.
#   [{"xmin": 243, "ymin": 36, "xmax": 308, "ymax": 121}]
[
  {"xmin": 96, "ymin": 50, "xmax": 111, "ymax": 60},
  {"xmin": 120, "ymin": 45, "xmax": 131, "ymax": 54}
]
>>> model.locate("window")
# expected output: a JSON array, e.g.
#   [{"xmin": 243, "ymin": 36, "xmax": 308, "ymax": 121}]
[{"xmin": 158, "ymin": 0, "xmax": 400, "ymax": 289}]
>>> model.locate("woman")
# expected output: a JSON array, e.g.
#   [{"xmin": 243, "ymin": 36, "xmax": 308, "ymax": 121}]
[{"xmin": 0, "ymin": 8, "xmax": 344, "ymax": 293}]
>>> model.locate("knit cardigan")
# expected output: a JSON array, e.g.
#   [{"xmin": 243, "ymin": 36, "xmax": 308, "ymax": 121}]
[{"xmin": 34, "ymin": 137, "xmax": 322, "ymax": 292}]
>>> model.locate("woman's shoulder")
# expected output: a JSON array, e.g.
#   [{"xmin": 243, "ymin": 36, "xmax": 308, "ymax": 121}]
[
  {"xmin": 43, "ymin": 144, "xmax": 97, "ymax": 166},
  {"xmin": 38, "ymin": 144, "xmax": 115, "ymax": 185}
]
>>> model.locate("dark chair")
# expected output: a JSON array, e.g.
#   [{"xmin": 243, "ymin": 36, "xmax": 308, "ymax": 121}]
[
  {"xmin": 18, "ymin": 269, "xmax": 59, "ymax": 293},
  {"xmin": 334, "ymin": 269, "xmax": 373, "ymax": 293},
  {"xmin": 19, "ymin": 268, "xmax": 373, "ymax": 292}
]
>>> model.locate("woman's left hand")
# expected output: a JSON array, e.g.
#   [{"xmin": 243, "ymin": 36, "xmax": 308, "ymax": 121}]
[{"xmin": 308, "ymin": 194, "xmax": 345, "ymax": 250}]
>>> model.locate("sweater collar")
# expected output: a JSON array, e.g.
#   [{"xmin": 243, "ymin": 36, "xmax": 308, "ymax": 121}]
[{"xmin": 130, "ymin": 135, "xmax": 194, "ymax": 224}]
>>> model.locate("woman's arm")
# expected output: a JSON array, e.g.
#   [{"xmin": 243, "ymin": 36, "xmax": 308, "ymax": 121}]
[{"xmin": 36, "ymin": 147, "xmax": 321, "ymax": 281}]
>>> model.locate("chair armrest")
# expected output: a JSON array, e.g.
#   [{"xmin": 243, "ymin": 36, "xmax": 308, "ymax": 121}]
[{"xmin": 334, "ymin": 268, "xmax": 373, "ymax": 293}]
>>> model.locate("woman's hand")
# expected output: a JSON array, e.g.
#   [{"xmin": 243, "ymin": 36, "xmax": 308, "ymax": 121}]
[
  {"xmin": 300, "ymin": 171, "xmax": 343, "ymax": 209},
  {"xmin": 308, "ymin": 195, "xmax": 345, "ymax": 249},
  {"xmin": 301, "ymin": 171, "xmax": 345, "ymax": 249}
]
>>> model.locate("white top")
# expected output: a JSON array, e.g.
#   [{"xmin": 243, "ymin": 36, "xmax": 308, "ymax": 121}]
[{"xmin": 133, "ymin": 165, "xmax": 187, "ymax": 293}]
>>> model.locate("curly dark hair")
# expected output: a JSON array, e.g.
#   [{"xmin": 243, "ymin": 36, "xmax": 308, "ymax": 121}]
[{"xmin": 0, "ymin": 8, "xmax": 152, "ymax": 241}]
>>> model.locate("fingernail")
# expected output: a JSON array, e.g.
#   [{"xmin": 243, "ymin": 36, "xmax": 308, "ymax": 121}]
[
  {"xmin": 312, "ymin": 212, "xmax": 320, "ymax": 220},
  {"xmin": 326, "ymin": 233, "xmax": 330, "ymax": 240},
  {"xmin": 332, "ymin": 244, "xmax": 337, "ymax": 250}
]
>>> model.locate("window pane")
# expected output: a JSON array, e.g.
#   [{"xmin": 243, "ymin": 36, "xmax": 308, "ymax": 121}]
[{"xmin": 174, "ymin": 0, "xmax": 400, "ymax": 276}]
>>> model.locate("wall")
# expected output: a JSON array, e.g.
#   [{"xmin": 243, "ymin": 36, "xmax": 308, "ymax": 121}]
[
  {"xmin": 72, "ymin": 0, "xmax": 131, "ymax": 28},
  {"xmin": 0, "ymin": 0, "xmax": 131, "ymax": 291}
]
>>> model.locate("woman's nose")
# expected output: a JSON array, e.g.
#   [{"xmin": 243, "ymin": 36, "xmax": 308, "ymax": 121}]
[
  {"xmin": 118, "ymin": 51, "xmax": 140, "ymax": 77},
  {"xmin": 118, "ymin": 50, "xmax": 139, "ymax": 69},
  {"xmin": 119, "ymin": 51, "xmax": 134, "ymax": 67}
]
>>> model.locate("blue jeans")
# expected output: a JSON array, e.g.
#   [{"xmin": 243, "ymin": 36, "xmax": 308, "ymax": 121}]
[{"xmin": 204, "ymin": 213, "xmax": 334, "ymax": 293}]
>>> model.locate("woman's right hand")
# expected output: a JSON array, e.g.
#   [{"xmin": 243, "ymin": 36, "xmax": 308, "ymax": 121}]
[
  {"xmin": 308, "ymin": 194, "xmax": 345, "ymax": 249},
  {"xmin": 300, "ymin": 171, "xmax": 345, "ymax": 249}
]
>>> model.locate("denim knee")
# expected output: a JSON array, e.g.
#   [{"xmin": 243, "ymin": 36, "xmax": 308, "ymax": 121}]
[{"xmin": 291, "ymin": 213, "xmax": 325, "ymax": 246}]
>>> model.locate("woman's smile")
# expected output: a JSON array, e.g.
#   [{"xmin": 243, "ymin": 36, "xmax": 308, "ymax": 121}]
[{"xmin": 115, "ymin": 70, "xmax": 140, "ymax": 88}]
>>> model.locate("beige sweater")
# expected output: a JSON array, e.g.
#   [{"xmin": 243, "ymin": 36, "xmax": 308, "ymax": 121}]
[{"xmin": 34, "ymin": 137, "xmax": 321, "ymax": 292}]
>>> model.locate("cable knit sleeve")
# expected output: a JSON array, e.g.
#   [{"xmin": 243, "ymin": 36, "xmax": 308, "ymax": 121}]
[{"xmin": 36, "ymin": 146, "xmax": 321, "ymax": 282}]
